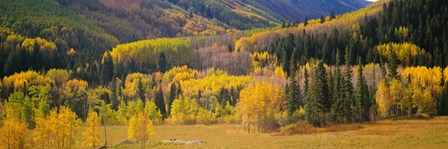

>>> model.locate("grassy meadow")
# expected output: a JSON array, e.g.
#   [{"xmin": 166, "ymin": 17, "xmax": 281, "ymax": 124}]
[{"xmin": 71, "ymin": 117, "xmax": 448, "ymax": 149}]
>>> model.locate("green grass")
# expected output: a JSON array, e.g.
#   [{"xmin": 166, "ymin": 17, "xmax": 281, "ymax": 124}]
[{"xmin": 74, "ymin": 117, "xmax": 448, "ymax": 149}]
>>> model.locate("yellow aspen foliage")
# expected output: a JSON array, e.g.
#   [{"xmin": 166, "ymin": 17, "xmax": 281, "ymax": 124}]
[
  {"xmin": 46, "ymin": 69, "xmax": 70, "ymax": 87},
  {"xmin": 123, "ymin": 73, "xmax": 151, "ymax": 100},
  {"xmin": 394, "ymin": 26, "xmax": 409, "ymax": 41},
  {"xmin": 163, "ymin": 65, "xmax": 198, "ymax": 84},
  {"xmin": 376, "ymin": 42, "xmax": 429, "ymax": 64},
  {"xmin": 412, "ymin": 87, "xmax": 424, "ymax": 114},
  {"xmin": 82, "ymin": 110, "xmax": 101, "ymax": 148},
  {"xmin": 2, "ymin": 70, "xmax": 54, "ymax": 91},
  {"xmin": 444, "ymin": 66, "xmax": 448, "ymax": 84},
  {"xmin": 167, "ymin": 97, "xmax": 198, "ymax": 125},
  {"xmin": 411, "ymin": 87, "xmax": 436, "ymax": 116},
  {"xmin": 128, "ymin": 112, "xmax": 155, "ymax": 147},
  {"xmin": 66, "ymin": 48, "xmax": 77, "ymax": 56},
  {"xmin": 196, "ymin": 107, "xmax": 216, "ymax": 125},
  {"xmin": 109, "ymin": 38, "xmax": 191, "ymax": 71},
  {"xmin": 401, "ymin": 66, "xmax": 442, "ymax": 91},
  {"xmin": 33, "ymin": 114, "xmax": 53, "ymax": 149},
  {"xmin": 389, "ymin": 79, "xmax": 403, "ymax": 116},
  {"xmin": 180, "ymin": 68, "xmax": 250, "ymax": 100},
  {"xmin": 49, "ymin": 106, "xmax": 81, "ymax": 149},
  {"xmin": 375, "ymin": 80, "xmax": 390, "ymax": 118},
  {"xmin": 143, "ymin": 101, "xmax": 163, "ymax": 124},
  {"xmin": 238, "ymin": 81, "xmax": 285, "ymax": 132},
  {"xmin": 0, "ymin": 119, "xmax": 28, "ymax": 149},
  {"xmin": 421, "ymin": 88, "xmax": 436, "ymax": 116},
  {"xmin": 64, "ymin": 79, "xmax": 88, "ymax": 91}
]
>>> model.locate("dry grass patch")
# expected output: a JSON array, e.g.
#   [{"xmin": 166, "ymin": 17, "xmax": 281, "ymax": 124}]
[{"xmin": 68, "ymin": 117, "xmax": 448, "ymax": 148}]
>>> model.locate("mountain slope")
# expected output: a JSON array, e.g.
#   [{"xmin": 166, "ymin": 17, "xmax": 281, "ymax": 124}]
[
  {"xmin": 0, "ymin": 0, "xmax": 370, "ymax": 50},
  {"xmin": 251, "ymin": 0, "xmax": 370, "ymax": 21},
  {"xmin": 65, "ymin": 0, "xmax": 370, "ymax": 42}
]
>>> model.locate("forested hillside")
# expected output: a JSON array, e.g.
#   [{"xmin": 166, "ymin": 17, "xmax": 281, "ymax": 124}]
[
  {"xmin": 0, "ymin": 0, "xmax": 369, "ymax": 80},
  {"xmin": 1, "ymin": 0, "xmax": 448, "ymax": 148}
]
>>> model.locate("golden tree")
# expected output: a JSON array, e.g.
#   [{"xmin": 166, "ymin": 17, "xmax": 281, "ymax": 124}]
[
  {"xmin": 238, "ymin": 82, "xmax": 285, "ymax": 132},
  {"xmin": 83, "ymin": 110, "xmax": 101, "ymax": 148},
  {"xmin": 33, "ymin": 113, "xmax": 53, "ymax": 149},
  {"xmin": 375, "ymin": 80, "xmax": 390, "ymax": 118},
  {"xmin": 45, "ymin": 106, "xmax": 81, "ymax": 149},
  {"xmin": 0, "ymin": 118, "xmax": 28, "ymax": 149},
  {"xmin": 128, "ymin": 112, "xmax": 155, "ymax": 148}
]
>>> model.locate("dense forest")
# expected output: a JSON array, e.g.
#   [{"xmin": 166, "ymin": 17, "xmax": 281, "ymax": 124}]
[{"xmin": 1, "ymin": 0, "xmax": 448, "ymax": 148}]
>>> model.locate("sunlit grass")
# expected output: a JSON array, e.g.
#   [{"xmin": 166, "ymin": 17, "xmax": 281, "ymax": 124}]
[{"xmin": 72, "ymin": 117, "xmax": 448, "ymax": 148}]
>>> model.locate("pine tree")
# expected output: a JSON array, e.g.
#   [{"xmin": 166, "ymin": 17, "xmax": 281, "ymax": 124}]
[
  {"xmin": 342, "ymin": 48, "xmax": 354, "ymax": 123},
  {"xmin": 315, "ymin": 61, "xmax": 330, "ymax": 112},
  {"xmin": 176, "ymin": 82, "xmax": 182, "ymax": 99},
  {"xmin": 137, "ymin": 78, "xmax": 145, "ymax": 101},
  {"xmin": 150, "ymin": 74, "xmax": 157, "ymax": 89},
  {"xmin": 304, "ymin": 17, "xmax": 309, "ymax": 26},
  {"xmin": 167, "ymin": 83, "xmax": 177, "ymax": 116},
  {"xmin": 440, "ymin": 83, "xmax": 448, "ymax": 115},
  {"xmin": 282, "ymin": 51, "xmax": 290, "ymax": 76},
  {"xmin": 304, "ymin": 67, "xmax": 309, "ymax": 98},
  {"xmin": 334, "ymin": 48, "xmax": 355, "ymax": 123},
  {"xmin": 158, "ymin": 52, "xmax": 167, "ymax": 73},
  {"xmin": 100, "ymin": 52, "xmax": 114, "ymax": 85},
  {"xmin": 329, "ymin": 11, "xmax": 336, "ymax": 20},
  {"xmin": 355, "ymin": 57, "xmax": 371, "ymax": 122},
  {"xmin": 287, "ymin": 57, "xmax": 300, "ymax": 116},
  {"xmin": 304, "ymin": 61, "xmax": 328, "ymax": 126},
  {"xmin": 332, "ymin": 50, "xmax": 344, "ymax": 123},
  {"xmin": 320, "ymin": 15, "xmax": 325, "ymax": 23},
  {"xmin": 387, "ymin": 51, "xmax": 400, "ymax": 81},
  {"xmin": 155, "ymin": 86, "xmax": 167, "ymax": 118}
]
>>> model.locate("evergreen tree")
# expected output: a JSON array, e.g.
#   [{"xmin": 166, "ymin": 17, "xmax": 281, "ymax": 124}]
[
  {"xmin": 137, "ymin": 78, "xmax": 145, "ymax": 101},
  {"xmin": 167, "ymin": 83, "xmax": 177, "ymax": 116},
  {"xmin": 440, "ymin": 83, "xmax": 448, "ymax": 115},
  {"xmin": 304, "ymin": 61, "xmax": 328, "ymax": 126},
  {"xmin": 387, "ymin": 51, "xmax": 400, "ymax": 81},
  {"xmin": 355, "ymin": 57, "xmax": 371, "ymax": 121},
  {"xmin": 329, "ymin": 11, "xmax": 336, "ymax": 20},
  {"xmin": 342, "ymin": 48, "xmax": 354, "ymax": 122},
  {"xmin": 320, "ymin": 15, "xmax": 325, "ymax": 24},
  {"xmin": 158, "ymin": 52, "xmax": 167, "ymax": 73},
  {"xmin": 287, "ymin": 57, "xmax": 300, "ymax": 116},
  {"xmin": 100, "ymin": 52, "xmax": 114, "ymax": 85},
  {"xmin": 218, "ymin": 87, "xmax": 230, "ymax": 107},
  {"xmin": 304, "ymin": 67, "xmax": 309, "ymax": 99},
  {"xmin": 332, "ymin": 50, "xmax": 343, "ymax": 123},
  {"xmin": 150, "ymin": 74, "xmax": 157, "ymax": 89},
  {"xmin": 282, "ymin": 50, "xmax": 290, "ymax": 76},
  {"xmin": 315, "ymin": 61, "xmax": 330, "ymax": 112},
  {"xmin": 333, "ymin": 48, "xmax": 355, "ymax": 123},
  {"xmin": 304, "ymin": 17, "xmax": 309, "ymax": 26},
  {"xmin": 176, "ymin": 82, "xmax": 182, "ymax": 99},
  {"xmin": 155, "ymin": 86, "xmax": 167, "ymax": 118}
]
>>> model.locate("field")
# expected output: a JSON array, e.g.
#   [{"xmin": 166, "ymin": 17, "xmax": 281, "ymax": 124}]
[{"xmin": 72, "ymin": 117, "xmax": 448, "ymax": 149}]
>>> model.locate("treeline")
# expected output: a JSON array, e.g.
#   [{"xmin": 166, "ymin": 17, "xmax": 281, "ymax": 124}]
[
  {"xmin": 263, "ymin": 0, "xmax": 447, "ymax": 76},
  {"xmin": 106, "ymin": 38, "xmax": 191, "ymax": 78},
  {"xmin": 283, "ymin": 49, "xmax": 448, "ymax": 127},
  {"xmin": 0, "ymin": 0, "xmax": 119, "ymax": 52}
]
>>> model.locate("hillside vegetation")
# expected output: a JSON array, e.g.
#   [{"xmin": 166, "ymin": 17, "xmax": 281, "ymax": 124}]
[{"xmin": 2, "ymin": 0, "xmax": 448, "ymax": 148}]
